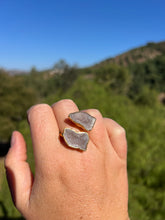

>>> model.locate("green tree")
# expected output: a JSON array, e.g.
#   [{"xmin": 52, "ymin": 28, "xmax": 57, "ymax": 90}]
[{"xmin": 94, "ymin": 64, "xmax": 131, "ymax": 94}]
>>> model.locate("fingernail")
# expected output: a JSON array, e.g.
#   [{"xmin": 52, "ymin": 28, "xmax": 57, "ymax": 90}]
[{"xmin": 11, "ymin": 131, "xmax": 17, "ymax": 147}]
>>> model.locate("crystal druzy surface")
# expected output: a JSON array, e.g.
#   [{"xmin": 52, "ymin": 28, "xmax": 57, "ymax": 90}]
[
  {"xmin": 63, "ymin": 128, "xmax": 89, "ymax": 151},
  {"xmin": 68, "ymin": 112, "xmax": 96, "ymax": 131}
]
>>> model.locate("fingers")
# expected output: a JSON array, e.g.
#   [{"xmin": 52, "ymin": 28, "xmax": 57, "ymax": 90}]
[
  {"xmin": 103, "ymin": 118, "xmax": 127, "ymax": 160},
  {"xmin": 28, "ymin": 99, "xmax": 126, "ymax": 164},
  {"xmin": 27, "ymin": 104, "xmax": 60, "ymax": 170},
  {"xmin": 5, "ymin": 131, "xmax": 33, "ymax": 213}
]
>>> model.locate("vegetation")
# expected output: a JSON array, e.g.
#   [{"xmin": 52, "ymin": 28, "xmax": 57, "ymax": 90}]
[{"xmin": 0, "ymin": 41, "xmax": 165, "ymax": 219}]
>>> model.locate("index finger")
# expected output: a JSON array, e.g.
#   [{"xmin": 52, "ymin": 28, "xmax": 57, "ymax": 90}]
[{"xmin": 27, "ymin": 104, "xmax": 60, "ymax": 171}]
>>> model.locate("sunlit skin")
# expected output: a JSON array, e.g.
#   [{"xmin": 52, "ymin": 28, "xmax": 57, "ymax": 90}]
[{"xmin": 5, "ymin": 99, "xmax": 129, "ymax": 220}]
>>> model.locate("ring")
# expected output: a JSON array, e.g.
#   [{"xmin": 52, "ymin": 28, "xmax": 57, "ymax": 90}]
[{"xmin": 61, "ymin": 111, "xmax": 96, "ymax": 151}]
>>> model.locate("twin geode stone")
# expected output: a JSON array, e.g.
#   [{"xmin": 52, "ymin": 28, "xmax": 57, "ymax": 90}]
[{"xmin": 61, "ymin": 112, "xmax": 96, "ymax": 151}]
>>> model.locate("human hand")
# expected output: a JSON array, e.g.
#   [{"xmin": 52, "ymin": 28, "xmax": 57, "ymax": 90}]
[{"xmin": 5, "ymin": 99, "xmax": 129, "ymax": 220}]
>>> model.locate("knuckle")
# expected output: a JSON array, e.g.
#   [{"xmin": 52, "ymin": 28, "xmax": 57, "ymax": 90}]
[
  {"xmin": 87, "ymin": 109, "xmax": 102, "ymax": 119},
  {"xmin": 60, "ymin": 99, "xmax": 75, "ymax": 105},
  {"xmin": 28, "ymin": 103, "xmax": 51, "ymax": 114},
  {"xmin": 52, "ymin": 99, "xmax": 78, "ymax": 113},
  {"xmin": 27, "ymin": 103, "xmax": 51, "ymax": 120},
  {"xmin": 115, "ymin": 126, "xmax": 126, "ymax": 137},
  {"xmin": 53, "ymin": 99, "xmax": 75, "ymax": 108}
]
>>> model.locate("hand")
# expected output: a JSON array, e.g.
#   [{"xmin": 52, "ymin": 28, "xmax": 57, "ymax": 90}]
[{"xmin": 5, "ymin": 99, "xmax": 129, "ymax": 220}]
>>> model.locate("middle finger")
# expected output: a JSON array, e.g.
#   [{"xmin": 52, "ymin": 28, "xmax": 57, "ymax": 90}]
[{"xmin": 52, "ymin": 99, "xmax": 80, "ymax": 133}]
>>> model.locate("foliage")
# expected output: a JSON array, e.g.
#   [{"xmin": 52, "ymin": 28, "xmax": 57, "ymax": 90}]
[
  {"xmin": 0, "ymin": 42, "xmax": 165, "ymax": 219},
  {"xmin": 128, "ymin": 55, "xmax": 165, "ymax": 95},
  {"xmin": 93, "ymin": 64, "xmax": 131, "ymax": 95},
  {"xmin": 0, "ymin": 70, "xmax": 37, "ymax": 142}
]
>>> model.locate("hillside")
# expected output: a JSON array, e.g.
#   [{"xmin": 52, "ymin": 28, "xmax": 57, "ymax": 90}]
[{"xmin": 94, "ymin": 41, "xmax": 165, "ymax": 67}]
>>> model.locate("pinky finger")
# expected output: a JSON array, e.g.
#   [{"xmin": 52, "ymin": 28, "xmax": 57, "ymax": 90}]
[{"xmin": 103, "ymin": 118, "xmax": 127, "ymax": 160}]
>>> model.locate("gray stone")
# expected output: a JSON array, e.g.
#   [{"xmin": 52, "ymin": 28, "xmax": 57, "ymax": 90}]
[
  {"xmin": 68, "ymin": 112, "xmax": 96, "ymax": 131},
  {"xmin": 63, "ymin": 128, "xmax": 89, "ymax": 151}
]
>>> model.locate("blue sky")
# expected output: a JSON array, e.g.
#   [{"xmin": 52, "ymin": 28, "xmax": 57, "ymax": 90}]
[{"xmin": 0, "ymin": 0, "xmax": 165, "ymax": 70}]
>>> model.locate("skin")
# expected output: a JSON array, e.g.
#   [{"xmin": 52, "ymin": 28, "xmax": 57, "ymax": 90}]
[{"xmin": 5, "ymin": 99, "xmax": 129, "ymax": 220}]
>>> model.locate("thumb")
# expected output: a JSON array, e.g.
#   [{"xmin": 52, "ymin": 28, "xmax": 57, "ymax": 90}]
[{"xmin": 4, "ymin": 131, "xmax": 33, "ymax": 214}]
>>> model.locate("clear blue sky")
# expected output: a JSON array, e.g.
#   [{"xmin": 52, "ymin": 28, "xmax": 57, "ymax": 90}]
[{"xmin": 0, "ymin": 0, "xmax": 165, "ymax": 70}]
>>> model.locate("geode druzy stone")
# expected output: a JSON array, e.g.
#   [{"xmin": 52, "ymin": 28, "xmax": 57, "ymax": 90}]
[
  {"xmin": 68, "ymin": 111, "xmax": 96, "ymax": 131},
  {"xmin": 63, "ymin": 128, "xmax": 89, "ymax": 151}
]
